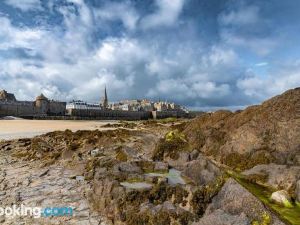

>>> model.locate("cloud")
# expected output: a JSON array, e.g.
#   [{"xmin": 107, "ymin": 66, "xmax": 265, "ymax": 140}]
[
  {"xmin": 5, "ymin": 0, "xmax": 42, "ymax": 11},
  {"xmin": 218, "ymin": 2, "xmax": 278, "ymax": 56},
  {"xmin": 0, "ymin": 0, "xmax": 299, "ymax": 111},
  {"xmin": 237, "ymin": 66, "xmax": 300, "ymax": 100},
  {"xmin": 255, "ymin": 62, "xmax": 268, "ymax": 67},
  {"xmin": 94, "ymin": 2, "xmax": 139, "ymax": 30},
  {"xmin": 141, "ymin": 0, "xmax": 185, "ymax": 29},
  {"xmin": 219, "ymin": 5, "xmax": 260, "ymax": 25}
]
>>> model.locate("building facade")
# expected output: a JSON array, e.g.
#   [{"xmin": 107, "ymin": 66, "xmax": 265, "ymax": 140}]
[{"xmin": 0, "ymin": 90, "xmax": 66, "ymax": 117}]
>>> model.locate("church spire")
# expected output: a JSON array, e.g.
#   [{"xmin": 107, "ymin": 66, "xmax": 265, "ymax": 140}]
[{"xmin": 102, "ymin": 85, "xmax": 108, "ymax": 109}]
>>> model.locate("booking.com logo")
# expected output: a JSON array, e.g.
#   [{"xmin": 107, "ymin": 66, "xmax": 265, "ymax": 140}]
[{"xmin": 0, "ymin": 205, "xmax": 73, "ymax": 218}]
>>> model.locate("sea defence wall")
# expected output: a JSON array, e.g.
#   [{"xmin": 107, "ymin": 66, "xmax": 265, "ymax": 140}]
[
  {"xmin": 0, "ymin": 101, "xmax": 35, "ymax": 117},
  {"xmin": 66, "ymin": 108, "xmax": 152, "ymax": 120},
  {"xmin": 66, "ymin": 108, "xmax": 192, "ymax": 120}
]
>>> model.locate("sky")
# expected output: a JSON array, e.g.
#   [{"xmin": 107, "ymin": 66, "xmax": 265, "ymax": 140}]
[{"xmin": 0, "ymin": 0, "xmax": 300, "ymax": 110}]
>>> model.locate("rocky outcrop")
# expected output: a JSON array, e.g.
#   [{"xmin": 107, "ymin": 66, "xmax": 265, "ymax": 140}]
[
  {"xmin": 184, "ymin": 88, "xmax": 300, "ymax": 170},
  {"xmin": 194, "ymin": 178, "xmax": 285, "ymax": 225},
  {"xmin": 182, "ymin": 155, "xmax": 222, "ymax": 186},
  {"xmin": 242, "ymin": 164, "xmax": 300, "ymax": 194}
]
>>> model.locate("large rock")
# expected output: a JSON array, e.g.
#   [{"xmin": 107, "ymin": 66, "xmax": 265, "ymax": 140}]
[
  {"xmin": 270, "ymin": 190, "xmax": 293, "ymax": 207},
  {"xmin": 192, "ymin": 209, "xmax": 249, "ymax": 225},
  {"xmin": 200, "ymin": 178, "xmax": 285, "ymax": 225},
  {"xmin": 242, "ymin": 164, "xmax": 300, "ymax": 193},
  {"xmin": 113, "ymin": 162, "xmax": 142, "ymax": 174},
  {"xmin": 184, "ymin": 88, "xmax": 300, "ymax": 169},
  {"xmin": 166, "ymin": 152, "xmax": 191, "ymax": 170},
  {"xmin": 182, "ymin": 156, "xmax": 222, "ymax": 185}
]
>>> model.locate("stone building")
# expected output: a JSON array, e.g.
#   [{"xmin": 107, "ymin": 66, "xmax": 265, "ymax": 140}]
[{"xmin": 0, "ymin": 90, "xmax": 66, "ymax": 117}]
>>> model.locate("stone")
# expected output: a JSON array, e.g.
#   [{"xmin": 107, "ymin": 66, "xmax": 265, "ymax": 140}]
[
  {"xmin": 242, "ymin": 164, "xmax": 300, "ymax": 193},
  {"xmin": 76, "ymin": 176, "xmax": 85, "ymax": 182},
  {"xmin": 154, "ymin": 162, "xmax": 168, "ymax": 172},
  {"xmin": 190, "ymin": 149, "xmax": 200, "ymax": 160},
  {"xmin": 205, "ymin": 178, "xmax": 285, "ymax": 225},
  {"xmin": 115, "ymin": 162, "xmax": 142, "ymax": 174},
  {"xmin": 192, "ymin": 209, "xmax": 249, "ymax": 225},
  {"xmin": 182, "ymin": 158, "xmax": 222, "ymax": 185},
  {"xmin": 91, "ymin": 148, "xmax": 101, "ymax": 157},
  {"xmin": 270, "ymin": 190, "xmax": 293, "ymax": 207}
]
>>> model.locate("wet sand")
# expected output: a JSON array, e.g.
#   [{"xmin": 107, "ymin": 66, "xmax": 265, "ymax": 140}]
[{"xmin": 0, "ymin": 120, "xmax": 116, "ymax": 140}]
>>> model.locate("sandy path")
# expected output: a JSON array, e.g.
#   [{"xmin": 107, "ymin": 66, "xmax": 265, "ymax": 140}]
[{"xmin": 0, "ymin": 120, "xmax": 116, "ymax": 140}]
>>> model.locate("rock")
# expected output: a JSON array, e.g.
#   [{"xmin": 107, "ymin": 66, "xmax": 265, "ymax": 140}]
[
  {"xmin": 192, "ymin": 209, "xmax": 249, "ymax": 225},
  {"xmin": 154, "ymin": 162, "xmax": 168, "ymax": 172},
  {"xmin": 270, "ymin": 190, "xmax": 293, "ymax": 207},
  {"xmin": 296, "ymin": 180, "xmax": 300, "ymax": 203},
  {"xmin": 76, "ymin": 176, "xmax": 85, "ymax": 182},
  {"xmin": 242, "ymin": 164, "xmax": 300, "ymax": 192},
  {"xmin": 91, "ymin": 148, "xmax": 101, "ymax": 157},
  {"xmin": 167, "ymin": 152, "xmax": 191, "ymax": 170},
  {"xmin": 204, "ymin": 178, "xmax": 285, "ymax": 225},
  {"xmin": 182, "ymin": 157, "xmax": 222, "ymax": 185},
  {"xmin": 114, "ymin": 162, "xmax": 142, "ymax": 174},
  {"xmin": 190, "ymin": 149, "xmax": 199, "ymax": 160}
]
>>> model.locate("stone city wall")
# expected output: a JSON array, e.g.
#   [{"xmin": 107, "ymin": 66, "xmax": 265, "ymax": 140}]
[
  {"xmin": 0, "ymin": 101, "xmax": 36, "ymax": 117},
  {"xmin": 66, "ymin": 108, "xmax": 152, "ymax": 120},
  {"xmin": 0, "ymin": 101, "xmax": 66, "ymax": 117}
]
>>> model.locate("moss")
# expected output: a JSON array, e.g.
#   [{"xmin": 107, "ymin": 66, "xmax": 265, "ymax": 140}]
[
  {"xmin": 230, "ymin": 171, "xmax": 300, "ymax": 225},
  {"xmin": 245, "ymin": 173, "xmax": 269, "ymax": 184},
  {"xmin": 152, "ymin": 130, "xmax": 190, "ymax": 161},
  {"xmin": 191, "ymin": 175, "xmax": 227, "ymax": 216},
  {"xmin": 68, "ymin": 142, "xmax": 80, "ymax": 151},
  {"xmin": 252, "ymin": 212, "xmax": 271, "ymax": 225},
  {"xmin": 116, "ymin": 148, "xmax": 128, "ymax": 162},
  {"xmin": 222, "ymin": 151, "xmax": 275, "ymax": 171}
]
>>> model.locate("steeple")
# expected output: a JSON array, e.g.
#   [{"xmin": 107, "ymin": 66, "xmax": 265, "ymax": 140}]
[{"xmin": 101, "ymin": 85, "xmax": 108, "ymax": 109}]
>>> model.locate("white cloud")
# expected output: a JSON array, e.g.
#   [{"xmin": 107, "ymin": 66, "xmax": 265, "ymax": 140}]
[
  {"xmin": 5, "ymin": 0, "xmax": 42, "ymax": 11},
  {"xmin": 141, "ymin": 0, "xmax": 184, "ymax": 29},
  {"xmin": 94, "ymin": 2, "xmax": 139, "ymax": 30},
  {"xmin": 237, "ymin": 68, "xmax": 300, "ymax": 100},
  {"xmin": 255, "ymin": 62, "xmax": 268, "ymax": 67}
]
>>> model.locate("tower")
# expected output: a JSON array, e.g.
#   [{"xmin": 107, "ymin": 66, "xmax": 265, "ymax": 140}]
[
  {"xmin": 101, "ymin": 86, "xmax": 108, "ymax": 109},
  {"xmin": 35, "ymin": 93, "xmax": 49, "ymax": 115}
]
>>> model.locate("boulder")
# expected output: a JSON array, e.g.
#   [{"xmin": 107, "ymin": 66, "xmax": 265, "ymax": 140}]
[
  {"xmin": 204, "ymin": 178, "xmax": 285, "ymax": 225},
  {"xmin": 270, "ymin": 190, "xmax": 293, "ymax": 207},
  {"xmin": 167, "ymin": 152, "xmax": 190, "ymax": 170},
  {"xmin": 242, "ymin": 164, "xmax": 300, "ymax": 193},
  {"xmin": 91, "ymin": 148, "xmax": 101, "ymax": 157},
  {"xmin": 192, "ymin": 209, "xmax": 249, "ymax": 225},
  {"xmin": 114, "ymin": 162, "xmax": 142, "ymax": 174},
  {"xmin": 182, "ymin": 157, "xmax": 222, "ymax": 185}
]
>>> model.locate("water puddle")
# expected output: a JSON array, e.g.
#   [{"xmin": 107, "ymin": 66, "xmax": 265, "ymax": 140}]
[{"xmin": 146, "ymin": 168, "xmax": 186, "ymax": 185}]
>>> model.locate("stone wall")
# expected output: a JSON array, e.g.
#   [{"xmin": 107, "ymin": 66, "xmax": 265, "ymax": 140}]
[
  {"xmin": 0, "ymin": 100, "xmax": 66, "ymax": 117},
  {"xmin": 152, "ymin": 110, "xmax": 188, "ymax": 119},
  {"xmin": 67, "ymin": 108, "xmax": 152, "ymax": 120},
  {"xmin": 49, "ymin": 101, "xmax": 67, "ymax": 116},
  {"xmin": 0, "ymin": 101, "xmax": 35, "ymax": 117}
]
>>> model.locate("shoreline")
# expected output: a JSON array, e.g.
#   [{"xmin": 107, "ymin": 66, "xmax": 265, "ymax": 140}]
[{"xmin": 0, "ymin": 119, "xmax": 117, "ymax": 140}]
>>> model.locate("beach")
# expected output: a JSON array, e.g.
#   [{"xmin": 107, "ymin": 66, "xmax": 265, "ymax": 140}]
[{"xmin": 0, "ymin": 119, "xmax": 116, "ymax": 140}]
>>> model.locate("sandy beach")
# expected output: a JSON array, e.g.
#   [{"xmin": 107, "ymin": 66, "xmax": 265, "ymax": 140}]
[{"xmin": 0, "ymin": 119, "xmax": 116, "ymax": 140}]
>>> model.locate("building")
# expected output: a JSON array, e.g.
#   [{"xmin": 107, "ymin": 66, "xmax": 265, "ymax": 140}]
[
  {"xmin": 0, "ymin": 90, "xmax": 66, "ymax": 117},
  {"xmin": 100, "ymin": 86, "xmax": 109, "ymax": 110}
]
